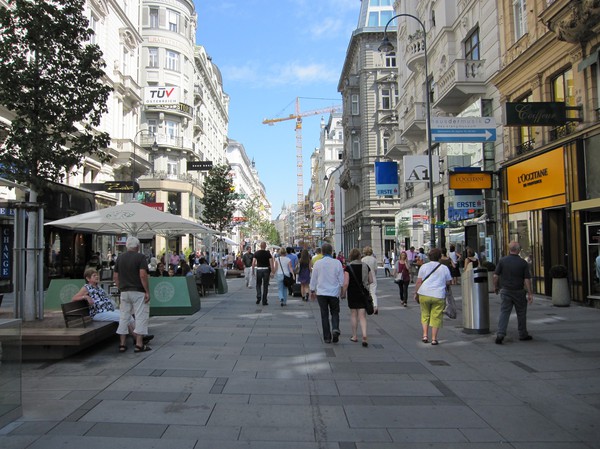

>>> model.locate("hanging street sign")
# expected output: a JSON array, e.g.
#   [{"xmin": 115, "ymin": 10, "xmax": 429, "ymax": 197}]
[
  {"xmin": 186, "ymin": 160, "xmax": 213, "ymax": 171},
  {"xmin": 431, "ymin": 117, "xmax": 497, "ymax": 143}
]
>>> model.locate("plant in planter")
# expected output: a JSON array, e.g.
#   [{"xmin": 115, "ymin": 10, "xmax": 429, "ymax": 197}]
[{"xmin": 550, "ymin": 265, "xmax": 570, "ymax": 306}]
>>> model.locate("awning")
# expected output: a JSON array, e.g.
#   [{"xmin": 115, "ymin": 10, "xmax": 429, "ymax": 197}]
[{"xmin": 220, "ymin": 237, "xmax": 238, "ymax": 246}]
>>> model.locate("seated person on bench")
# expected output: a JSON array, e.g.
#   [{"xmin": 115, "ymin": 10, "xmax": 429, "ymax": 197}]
[{"xmin": 72, "ymin": 268, "xmax": 153, "ymax": 350}]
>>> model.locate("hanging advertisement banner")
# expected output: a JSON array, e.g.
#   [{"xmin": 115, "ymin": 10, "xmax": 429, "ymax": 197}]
[
  {"xmin": 374, "ymin": 161, "xmax": 399, "ymax": 196},
  {"xmin": 403, "ymin": 155, "xmax": 440, "ymax": 183}
]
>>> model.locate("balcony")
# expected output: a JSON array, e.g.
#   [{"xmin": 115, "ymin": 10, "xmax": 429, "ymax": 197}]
[
  {"xmin": 154, "ymin": 134, "xmax": 194, "ymax": 153},
  {"xmin": 385, "ymin": 131, "xmax": 411, "ymax": 160},
  {"xmin": 194, "ymin": 84, "xmax": 203, "ymax": 103},
  {"xmin": 193, "ymin": 115, "xmax": 204, "ymax": 134},
  {"xmin": 404, "ymin": 31, "xmax": 426, "ymax": 72},
  {"xmin": 433, "ymin": 59, "xmax": 487, "ymax": 113},
  {"xmin": 400, "ymin": 102, "xmax": 426, "ymax": 139}
]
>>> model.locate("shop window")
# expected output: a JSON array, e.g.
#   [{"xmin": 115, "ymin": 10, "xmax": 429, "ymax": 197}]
[{"xmin": 167, "ymin": 192, "xmax": 181, "ymax": 215}]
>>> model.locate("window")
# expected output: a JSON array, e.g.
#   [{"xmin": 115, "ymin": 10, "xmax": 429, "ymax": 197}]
[
  {"xmin": 147, "ymin": 120, "xmax": 158, "ymax": 136},
  {"xmin": 351, "ymin": 94, "xmax": 359, "ymax": 115},
  {"xmin": 370, "ymin": 0, "xmax": 392, "ymax": 5},
  {"xmin": 385, "ymin": 52, "xmax": 396, "ymax": 68},
  {"xmin": 122, "ymin": 48, "xmax": 128, "ymax": 75},
  {"xmin": 368, "ymin": 10, "xmax": 396, "ymax": 27},
  {"xmin": 513, "ymin": 0, "xmax": 527, "ymax": 41},
  {"xmin": 465, "ymin": 28, "xmax": 480, "ymax": 60},
  {"xmin": 149, "ymin": 8, "xmax": 159, "ymax": 28},
  {"xmin": 165, "ymin": 120, "xmax": 178, "ymax": 140},
  {"xmin": 381, "ymin": 88, "xmax": 392, "ymax": 110},
  {"xmin": 338, "ymin": 150, "xmax": 343, "ymax": 160},
  {"xmin": 148, "ymin": 47, "xmax": 159, "ymax": 68},
  {"xmin": 550, "ymin": 68, "xmax": 577, "ymax": 139},
  {"xmin": 168, "ymin": 9, "xmax": 179, "ymax": 32},
  {"xmin": 165, "ymin": 50, "xmax": 179, "ymax": 71},
  {"xmin": 352, "ymin": 136, "xmax": 360, "ymax": 159},
  {"xmin": 89, "ymin": 14, "xmax": 97, "ymax": 45},
  {"xmin": 383, "ymin": 134, "xmax": 389, "ymax": 154},
  {"xmin": 516, "ymin": 94, "xmax": 534, "ymax": 154},
  {"xmin": 167, "ymin": 159, "xmax": 178, "ymax": 180}
]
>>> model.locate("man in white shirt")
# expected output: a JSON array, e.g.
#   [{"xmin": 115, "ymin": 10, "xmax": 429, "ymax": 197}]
[{"xmin": 310, "ymin": 243, "xmax": 345, "ymax": 344}]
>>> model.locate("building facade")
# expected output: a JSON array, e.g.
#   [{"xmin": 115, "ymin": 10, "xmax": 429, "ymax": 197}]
[
  {"xmin": 492, "ymin": 0, "xmax": 600, "ymax": 304},
  {"xmin": 137, "ymin": 0, "xmax": 229, "ymax": 256},
  {"xmin": 226, "ymin": 140, "xmax": 271, "ymax": 250},
  {"xmin": 338, "ymin": 0, "xmax": 401, "ymax": 259},
  {"xmin": 386, "ymin": 0, "xmax": 503, "ymax": 260}
]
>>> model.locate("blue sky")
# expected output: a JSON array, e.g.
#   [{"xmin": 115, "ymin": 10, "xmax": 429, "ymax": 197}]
[{"xmin": 195, "ymin": 0, "xmax": 361, "ymax": 218}]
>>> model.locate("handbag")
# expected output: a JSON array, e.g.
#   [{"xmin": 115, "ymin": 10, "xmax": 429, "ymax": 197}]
[
  {"xmin": 348, "ymin": 263, "xmax": 374, "ymax": 315},
  {"xmin": 415, "ymin": 263, "xmax": 442, "ymax": 303},
  {"xmin": 444, "ymin": 285, "xmax": 457, "ymax": 319},
  {"xmin": 279, "ymin": 260, "xmax": 295, "ymax": 287},
  {"xmin": 394, "ymin": 262, "xmax": 410, "ymax": 284}
]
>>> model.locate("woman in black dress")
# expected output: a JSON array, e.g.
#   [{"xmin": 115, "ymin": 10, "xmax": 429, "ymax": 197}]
[{"xmin": 343, "ymin": 248, "xmax": 373, "ymax": 347}]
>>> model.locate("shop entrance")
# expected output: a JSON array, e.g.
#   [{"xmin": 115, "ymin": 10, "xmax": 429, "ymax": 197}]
[
  {"xmin": 585, "ymin": 222, "xmax": 600, "ymax": 300},
  {"xmin": 543, "ymin": 207, "xmax": 567, "ymax": 295}
]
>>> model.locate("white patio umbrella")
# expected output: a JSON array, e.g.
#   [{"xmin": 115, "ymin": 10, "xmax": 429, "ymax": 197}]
[{"xmin": 46, "ymin": 201, "xmax": 214, "ymax": 237}]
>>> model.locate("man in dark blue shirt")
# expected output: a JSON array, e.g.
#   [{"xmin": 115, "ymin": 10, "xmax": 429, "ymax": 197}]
[{"xmin": 493, "ymin": 241, "xmax": 534, "ymax": 344}]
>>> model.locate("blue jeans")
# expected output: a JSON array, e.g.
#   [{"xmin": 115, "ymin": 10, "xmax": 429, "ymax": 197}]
[
  {"xmin": 497, "ymin": 289, "xmax": 529, "ymax": 338},
  {"xmin": 275, "ymin": 273, "xmax": 287, "ymax": 303},
  {"xmin": 255, "ymin": 269, "xmax": 270, "ymax": 304},
  {"xmin": 317, "ymin": 295, "xmax": 340, "ymax": 341}
]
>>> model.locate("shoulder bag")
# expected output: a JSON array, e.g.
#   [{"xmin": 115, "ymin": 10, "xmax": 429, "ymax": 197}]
[
  {"xmin": 348, "ymin": 263, "xmax": 374, "ymax": 315},
  {"xmin": 415, "ymin": 263, "xmax": 442, "ymax": 303},
  {"xmin": 279, "ymin": 259, "xmax": 295, "ymax": 288}
]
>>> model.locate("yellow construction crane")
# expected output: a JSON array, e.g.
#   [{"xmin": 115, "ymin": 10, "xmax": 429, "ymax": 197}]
[{"xmin": 262, "ymin": 97, "xmax": 341, "ymax": 211}]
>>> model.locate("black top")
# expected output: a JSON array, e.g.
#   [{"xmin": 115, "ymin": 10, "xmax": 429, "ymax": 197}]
[
  {"xmin": 345, "ymin": 263, "xmax": 369, "ymax": 310},
  {"xmin": 242, "ymin": 252, "xmax": 254, "ymax": 267},
  {"xmin": 253, "ymin": 250, "xmax": 272, "ymax": 268},
  {"xmin": 114, "ymin": 251, "xmax": 148, "ymax": 292},
  {"xmin": 494, "ymin": 254, "xmax": 531, "ymax": 290}
]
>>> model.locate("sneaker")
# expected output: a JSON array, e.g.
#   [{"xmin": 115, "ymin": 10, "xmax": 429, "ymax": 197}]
[
  {"xmin": 332, "ymin": 330, "xmax": 341, "ymax": 343},
  {"xmin": 519, "ymin": 335, "xmax": 533, "ymax": 341},
  {"xmin": 495, "ymin": 336, "xmax": 504, "ymax": 345}
]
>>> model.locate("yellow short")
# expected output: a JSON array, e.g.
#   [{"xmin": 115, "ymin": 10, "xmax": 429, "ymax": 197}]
[{"xmin": 419, "ymin": 294, "xmax": 445, "ymax": 329}]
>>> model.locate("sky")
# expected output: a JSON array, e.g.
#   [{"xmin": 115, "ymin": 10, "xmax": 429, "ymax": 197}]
[{"xmin": 194, "ymin": 0, "xmax": 361, "ymax": 218}]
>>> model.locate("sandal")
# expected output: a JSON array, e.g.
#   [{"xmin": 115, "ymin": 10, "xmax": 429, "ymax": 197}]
[
  {"xmin": 422, "ymin": 337, "xmax": 429, "ymax": 343},
  {"xmin": 119, "ymin": 345, "xmax": 127, "ymax": 353},
  {"xmin": 349, "ymin": 336, "xmax": 358, "ymax": 342},
  {"xmin": 431, "ymin": 340, "xmax": 439, "ymax": 346},
  {"xmin": 134, "ymin": 344, "xmax": 152, "ymax": 353},
  {"xmin": 362, "ymin": 338, "xmax": 368, "ymax": 347}
]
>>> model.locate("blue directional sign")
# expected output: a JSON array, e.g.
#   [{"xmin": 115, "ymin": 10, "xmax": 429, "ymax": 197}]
[{"xmin": 431, "ymin": 117, "xmax": 497, "ymax": 143}]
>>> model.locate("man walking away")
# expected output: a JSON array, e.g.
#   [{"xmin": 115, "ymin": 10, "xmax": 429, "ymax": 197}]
[
  {"xmin": 114, "ymin": 237, "xmax": 152, "ymax": 352},
  {"xmin": 242, "ymin": 246, "xmax": 254, "ymax": 288},
  {"xmin": 310, "ymin": 243, "xmax": 345, "ymax": 344},
  {"xmin": 493, "ymin": 241, "xmax": 534, "ymax": 344},
  {"xmin": 252, "ymin": 241, "xmax": 274, "ymax": 305}
]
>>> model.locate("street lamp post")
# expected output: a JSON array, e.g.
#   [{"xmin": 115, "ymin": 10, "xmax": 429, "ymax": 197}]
[
  {"xmin": 379, "ymin": 13, "xmax": 436, "ymax": 248},
  {"xmin": 132, "ymin": 129, "xmax": 158, "ymax": 200}
]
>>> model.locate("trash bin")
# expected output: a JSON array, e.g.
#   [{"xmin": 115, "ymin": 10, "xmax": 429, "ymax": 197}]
[
  {"xmin": 461, "ymin": 267, "xmax": 490, "ymax": 334},
  {"xmin": 215, "ymin": 268, "xmax": 228, "ymax": 294}
]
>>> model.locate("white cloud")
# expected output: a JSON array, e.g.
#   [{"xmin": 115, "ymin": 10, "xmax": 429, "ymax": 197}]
[{"xmin": 222, "ymin": 60, "xmax": 339, "ymax": 88}]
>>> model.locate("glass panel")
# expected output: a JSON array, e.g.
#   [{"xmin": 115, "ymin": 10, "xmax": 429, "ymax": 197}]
[
  {"xmin": 368, "ymin": 12, "xmax": 378, "ymax": 27},
  {"xmin": 0, "ymin": 319, "xmax": 21, "ymax": 428}
]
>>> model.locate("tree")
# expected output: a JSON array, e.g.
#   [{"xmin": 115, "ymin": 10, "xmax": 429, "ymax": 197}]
[
  {"xmin": 200, "ymin": 162, "xmax": 238, "ymax": 254},
  {"xmin": 0, "ymin": 0, "xmax": 112, "ymax": 320}
]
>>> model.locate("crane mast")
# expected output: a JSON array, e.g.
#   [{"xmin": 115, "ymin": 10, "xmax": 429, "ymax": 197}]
[{"xmin": 262, "ymin": 97, "xmax": 342, "ymax": 221}]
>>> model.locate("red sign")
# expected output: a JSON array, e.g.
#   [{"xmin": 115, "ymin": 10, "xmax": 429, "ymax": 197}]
[{"xmin": 143, "ymin": 202, "xmax": 164, "ymax": 211}]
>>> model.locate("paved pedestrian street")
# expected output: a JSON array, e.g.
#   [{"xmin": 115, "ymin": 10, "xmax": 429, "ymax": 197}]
[{"xmin": 1, "ymin": 274, "xmax": 600, "ymax": 449}]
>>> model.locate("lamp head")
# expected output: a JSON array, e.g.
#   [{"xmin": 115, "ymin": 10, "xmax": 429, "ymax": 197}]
[{"xmin": 378, "ymin": 36, "xmax": 395, "ymax": 53}]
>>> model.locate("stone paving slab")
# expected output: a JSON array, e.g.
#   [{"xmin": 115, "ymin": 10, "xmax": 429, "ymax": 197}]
[{"xmin": 2, "ymin": 276, "xmax": 600, "ymax": 448}]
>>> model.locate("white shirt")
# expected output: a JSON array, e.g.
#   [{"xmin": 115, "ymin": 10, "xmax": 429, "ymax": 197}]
[
  {"xmin": 309, "ymin": 255, "xmax": 344, "ymax": 297},
  {"xmin": 417, "ymin": 262, "xmax": 452, "ymax": 299}
]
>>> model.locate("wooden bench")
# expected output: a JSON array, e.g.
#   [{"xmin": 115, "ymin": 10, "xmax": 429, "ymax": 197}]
[
  {"xmin": 61, "ymin": 299, "xmax": 93, "ymax": 328},
  {"xmin": 21, "ymin": 303, "xmax": 119, "ymax": 360}
]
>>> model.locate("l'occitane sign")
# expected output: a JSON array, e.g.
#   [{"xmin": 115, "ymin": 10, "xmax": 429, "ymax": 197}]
[
  {"xmin": 507, "ymin": 148, "xmax": 565, "ymax": 209},
  {"xmin": 449, "ymin": 172, "xmax": 493, "ymax": 189}
]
